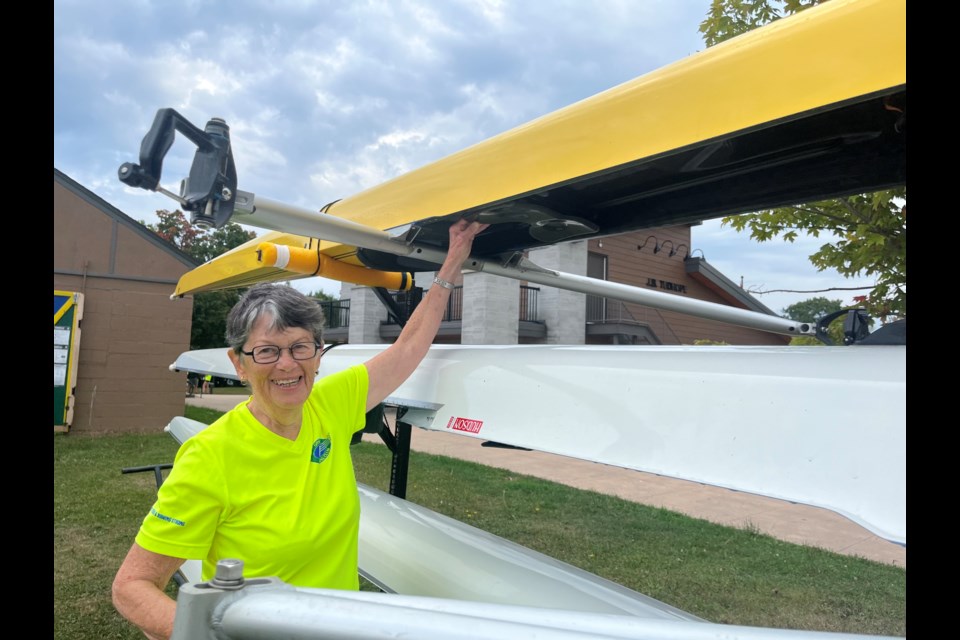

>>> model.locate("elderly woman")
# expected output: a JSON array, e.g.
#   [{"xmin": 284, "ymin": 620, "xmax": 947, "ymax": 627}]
[{"xmin": 112, "ymin": 218, "xmax": 488, "ymax": 640}]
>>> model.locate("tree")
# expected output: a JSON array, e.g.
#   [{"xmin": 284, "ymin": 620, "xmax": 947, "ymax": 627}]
[
  {"xmin": 699, "ymin": 0, "xmax": 820, "ymax": 48},
  {"xmin": 308, "ymin": 290, "xmax": 336, "ymax": 303},
  {"xmin": 781, "ymin": 295, "xmax": 879, "ymax": 346},
  {"xmin": 781, "ymin": 296, "xmax": 843, "ymax": 324},
  {"xmin": 144, "ymin": 210, "xmax": 257, "ymax": 349},
  {"xmin": 189, "ymin": 289, "xmax": 244, "ymax": 350},
  {"xmin": 308, "ymin": 289, "xmax": 345, "ymax": 332},
  {"xmin": 145, "ymin": 209, "xmax": 256, "ymax": 263},
  {"xmin": 782, "ymin": 296, "xmax": 843, "ymax": 345},
  {"xmin": 698, "ymin": 0, "xmax": 906, "ymax": 320}
]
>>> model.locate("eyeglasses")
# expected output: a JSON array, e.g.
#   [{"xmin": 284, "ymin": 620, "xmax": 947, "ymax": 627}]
[{"xmin": 240, "ymin": 342, "xmax": 322, "ymax": 364}]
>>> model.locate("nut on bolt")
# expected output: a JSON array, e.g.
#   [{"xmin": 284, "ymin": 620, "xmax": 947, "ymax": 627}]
[{"xmin": 211, "ymin": 558, "xmax": 245, "ymax": 589}]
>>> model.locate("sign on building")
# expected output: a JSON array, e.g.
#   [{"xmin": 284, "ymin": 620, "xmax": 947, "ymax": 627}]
[{"xmin": 54, "ymin": 291, "xmax": 83, "ymax": 432}]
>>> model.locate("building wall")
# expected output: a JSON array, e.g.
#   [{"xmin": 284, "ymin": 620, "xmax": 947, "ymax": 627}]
[
  {"xmin": 54, "ymin": 172, "xmax": 196, "ymax": 434},
  {"xmin": 339, "ymin": 223, "xmax": 788, "ymax": 347},
  {"xmin": 462, "ymin": 272, "xmax": 520, "ymax": 344},
  {"xmin": 530, "ymin": 240, "xmax": 588, "ymax": 344},
  {"xmin": 587, "ymin": 227, "xmax": 788, "ymax": 346},
  {"xmin": 342, "ymin": 282, "xmax": 389, "ymax": 344}
]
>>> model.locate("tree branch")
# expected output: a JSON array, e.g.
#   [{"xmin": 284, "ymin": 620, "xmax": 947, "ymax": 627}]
[{"xmin": 748, "ymin": 285, "xmax": 876, "ymax": 295}]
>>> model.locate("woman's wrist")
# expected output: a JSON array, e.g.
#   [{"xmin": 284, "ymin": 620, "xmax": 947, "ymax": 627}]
[
  {"xmin": 433, "ymin": 275, "xmax": 456, "ymax": 290},
  {"xmin": 435, "ymin": 263, "xmax": 463, "ymax": 288},
  {"xmin": 434, "ymin": 272, "xmax": 462, "ymax": 287}
]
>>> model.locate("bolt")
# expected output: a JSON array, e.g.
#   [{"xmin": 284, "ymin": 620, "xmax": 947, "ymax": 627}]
[
  {"xmin": 221, "ymin": 187, "xmax": 233, "ymax": 201},
  {"xmin": 211, "ymin": 558, "xmax": 245, "ymax": 589}
]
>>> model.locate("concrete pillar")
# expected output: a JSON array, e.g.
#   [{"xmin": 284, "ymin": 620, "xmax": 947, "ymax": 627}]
[
  {"xmin": 461, "ymin": 271, "xmax": 519, "ymax": 344},
  {"xmin": 342, "ymin": 284, "xmax": 388, "ymax": 344},
  {"xmin": 529, "ymin": 240, "xmax": 588, "ymax": 344}
]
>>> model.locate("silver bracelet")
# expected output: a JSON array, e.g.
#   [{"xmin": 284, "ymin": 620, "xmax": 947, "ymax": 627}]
[{"xmin": 433, "ymin": 275, "xmax": 456, "ymax": 290}]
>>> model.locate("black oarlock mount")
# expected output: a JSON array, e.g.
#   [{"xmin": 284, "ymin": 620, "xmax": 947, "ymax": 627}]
[
  {"xmin": 814, "ymin": 308, "xmax": 872, "ymax": 345},
  {"xmin": 118, "ymin": 108, "xmax": 238, "ymax": 229}
]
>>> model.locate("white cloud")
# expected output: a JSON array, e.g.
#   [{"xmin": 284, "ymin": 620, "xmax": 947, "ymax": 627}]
[{"xmin": 56, "ymin": 0, "xmax": 888, "ymax": 317}]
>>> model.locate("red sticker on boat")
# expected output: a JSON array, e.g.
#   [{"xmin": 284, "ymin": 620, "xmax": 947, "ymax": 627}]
[{"xmin": 447, "ymin": 416, "xmax": 483, "ymax": 433}]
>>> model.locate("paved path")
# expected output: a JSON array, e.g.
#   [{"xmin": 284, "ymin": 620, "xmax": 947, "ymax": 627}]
[{"xmin": 186, "ymin": 393, "xmax": 905, "ymax": 568}]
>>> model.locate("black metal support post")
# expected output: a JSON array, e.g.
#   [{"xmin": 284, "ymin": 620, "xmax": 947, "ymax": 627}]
[
  {"xmin": 121, "ymin": 463, "xmax": 173, "ymax": 489},
  {"xmin": 389, "ymin": 420, "xmax": 412, "ymax": 499}
]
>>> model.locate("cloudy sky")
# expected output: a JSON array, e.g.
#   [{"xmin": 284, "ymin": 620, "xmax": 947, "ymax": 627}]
[{"xmin": 53, "ymin": 0, "xmax": 877, "ymax": 316}]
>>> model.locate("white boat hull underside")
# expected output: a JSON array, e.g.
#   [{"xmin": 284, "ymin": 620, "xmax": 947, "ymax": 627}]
[{"xmin": 173, "ymin": 343, "xmax": 906, "ymax": 546}]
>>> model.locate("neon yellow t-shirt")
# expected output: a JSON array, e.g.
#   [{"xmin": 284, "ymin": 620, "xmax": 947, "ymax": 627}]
[{"xmin": 136, "ymin": 364, "xmax": 368, "ymax": 589}]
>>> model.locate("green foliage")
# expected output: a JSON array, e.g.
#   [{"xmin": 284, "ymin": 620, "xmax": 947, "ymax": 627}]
[
  {"xmin": 144, "ymin": 210, "xmax": 257, "ymax": 349},
  {"xmin": 309, "ymin": 290, "xmax": 337, "ymax": 302},
  {"xmin": 143, "ymin": 209, "xmax": 202, "ymax": 252},
  {"xmin": 699, "ymin": 1, "xmax": 906, "ymax": 320},
  {"xmin": 699, "ymin": 0, "xmax": 820, "ymax": 47},
  {"xmin": 190, "ymin": 222, "xmax": 257, "ymax": 264},
  {"xmin": 781, "ymin": 297, "xmax": 880, "ymax": 346},
  {"xmin": 145, "ymin": 209, "xmax": 256, "ymax": 263},
  {"xmin": 190, "ymin": 290, "xmax": 243, "ymax": 349},
  {"xmin": 722, "ymin": 191, "xmax": 906, "ymax": 319},
  {"xmin": 781, "ymin": 297, "xmax": 844, "ymax": 323}
]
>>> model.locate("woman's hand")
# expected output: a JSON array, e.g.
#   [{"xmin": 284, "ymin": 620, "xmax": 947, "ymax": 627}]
[
  {"xmin": 365, "ymin": 217, "xmax": 490, "ymax": 411},
  {"xmin": 438, "ymin": 219, "xmax": 490, "ymax": 284}
]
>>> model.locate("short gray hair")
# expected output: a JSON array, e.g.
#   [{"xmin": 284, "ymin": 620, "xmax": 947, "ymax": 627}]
[{"xmin": 225, "ymin": 283, "xmax": 326, "ymax": 354}]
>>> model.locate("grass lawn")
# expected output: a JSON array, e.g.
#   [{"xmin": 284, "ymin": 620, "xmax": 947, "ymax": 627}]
[{"xmin": 54, "ymin": 407, "xmax": 905, "ymax": 639}]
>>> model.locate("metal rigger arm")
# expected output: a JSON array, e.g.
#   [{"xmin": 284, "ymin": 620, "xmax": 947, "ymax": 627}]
[{"xmin": 118, "ymin": 108, "xmax": 821, "ymax": 339}]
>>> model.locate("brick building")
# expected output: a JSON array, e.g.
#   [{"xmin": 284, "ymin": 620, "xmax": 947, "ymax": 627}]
[
  {"xmin": 53, "ymin": 168, "xmax": 198, "ymax": 434},
  {"xmin": 329, "ymin": 223, "xmax": 789, "ymax": 347}
]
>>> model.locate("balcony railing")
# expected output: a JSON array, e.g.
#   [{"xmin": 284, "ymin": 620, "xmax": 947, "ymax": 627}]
[
  {"xmin": 519, "ymin": 285, "xmax": 540, "ymax": 322},
  {"xmin": 320, "ymin": 291, "xmax": 679, "ymax": 341},
  {"xmin": 586, "ymin": 297, "xmax": 679, "ymax": 343},
  {"xmin": 586, "ymin": 294, "xmax": 607, "ymax": 323},
  {"xmin": 381, "ymin": 285, "xmax": 541, "ymax": 324},
  {"xmin": 318, "ymin": 299, "xmax": 350, "ymax": 329},
  {"xmin": 443, "ymin": 287, "xmax": 463, "ymax": 322}
]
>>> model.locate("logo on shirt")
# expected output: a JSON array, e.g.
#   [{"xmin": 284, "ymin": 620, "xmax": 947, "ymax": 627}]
[
  {"xmin": 150, "ymin": 507, "xmax": 185, "ymax": 527},
  {"xmin": 311, "ymin": 437, "xmax": 332, "ymax": 463}
]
